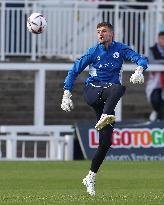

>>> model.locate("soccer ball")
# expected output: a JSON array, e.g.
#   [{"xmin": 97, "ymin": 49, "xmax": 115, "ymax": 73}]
[{"xmin": 27, "ymin": 13, "xmax": 47, "ymax": 34}]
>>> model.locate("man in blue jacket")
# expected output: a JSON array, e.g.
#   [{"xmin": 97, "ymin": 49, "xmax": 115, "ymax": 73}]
[{"xmin": 61, "ymin": 22, "xmax": 148, "ymax": 196}]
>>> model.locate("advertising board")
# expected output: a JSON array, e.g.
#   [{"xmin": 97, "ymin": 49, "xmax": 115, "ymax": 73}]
[{"xmin": 76, "ymin": 121, "xmax": 164, "ymax": 160}]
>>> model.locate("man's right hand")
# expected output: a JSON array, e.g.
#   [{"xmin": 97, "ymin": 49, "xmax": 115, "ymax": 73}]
[{"xmin": 61, "ymin": 90, "xmax": 74, "ymax": 112}]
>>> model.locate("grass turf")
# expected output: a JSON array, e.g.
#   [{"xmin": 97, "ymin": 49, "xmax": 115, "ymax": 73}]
[{"xmin": 0, "ymin": 161, "xmax": 163, "ymax": 204}]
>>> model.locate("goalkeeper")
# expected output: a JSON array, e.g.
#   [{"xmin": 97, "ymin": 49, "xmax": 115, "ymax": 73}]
[{"xmin": 61, "ymin": 22, "xmax": 148, "ymax": 196}]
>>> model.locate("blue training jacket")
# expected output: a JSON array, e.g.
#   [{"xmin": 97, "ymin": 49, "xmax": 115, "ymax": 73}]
[{"xmin": 64, "ymin": 41, "xmax": 148, "ymax": 91}]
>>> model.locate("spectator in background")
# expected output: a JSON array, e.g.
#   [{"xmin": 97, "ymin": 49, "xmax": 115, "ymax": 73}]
[{"xmin": 146, "ymin": 31, "xmax": 164, "ymax": 121}]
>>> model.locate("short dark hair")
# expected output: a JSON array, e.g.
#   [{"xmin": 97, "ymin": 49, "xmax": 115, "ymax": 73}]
[
  {"xmin": 158, "ymin": 31, "xmax": 164, "ymax": 37},
  {"xmin": 97, "ymin": 22, "xmax": 113, "ymax": 31}
]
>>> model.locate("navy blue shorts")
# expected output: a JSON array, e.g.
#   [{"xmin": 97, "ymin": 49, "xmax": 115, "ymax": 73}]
[{"xmin": 83, "ymin": 82, "xmax": 126, "ymax": 120}]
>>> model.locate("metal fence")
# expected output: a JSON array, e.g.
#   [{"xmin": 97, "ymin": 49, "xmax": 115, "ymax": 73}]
[
  {"xmin": 0, "ymin": 125, "xmax": 74, "ymax": 160},
  {"xmin": 0, "ymin": 0, "xmax": 164, "ymax": 61},
  {"xmin": 0, "ymin": 62, "xmax": 75, "ymax": 161}
]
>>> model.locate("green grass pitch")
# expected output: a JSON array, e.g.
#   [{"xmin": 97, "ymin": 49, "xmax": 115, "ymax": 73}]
[{"xmin": 0, "ymin": 161, "xmax": 164, "ymax": 204}]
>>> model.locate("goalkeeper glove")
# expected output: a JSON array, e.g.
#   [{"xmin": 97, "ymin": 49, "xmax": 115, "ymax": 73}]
[
  {"xmin": 61, "ymin": 90, "xmax": 74, "ymax": 112},
  {"xmin": 130, "ymin": 66, "xmax": 144, "ymax": 84}
]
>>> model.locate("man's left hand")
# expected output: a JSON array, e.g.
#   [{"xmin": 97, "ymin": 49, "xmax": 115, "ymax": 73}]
[{"xmin": 130, "ymin": 66, "xmax": 144, "ymax": 84}]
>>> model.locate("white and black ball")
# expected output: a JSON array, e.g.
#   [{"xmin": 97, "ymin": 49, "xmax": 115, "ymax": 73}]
[{"xmin": 27, "ymin": 13, "xmax": 47, "ymax": 34}]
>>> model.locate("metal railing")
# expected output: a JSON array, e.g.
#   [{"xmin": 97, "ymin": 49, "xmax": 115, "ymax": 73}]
[
  {"xmin": 0, "ymin": 61, "xmax": 163, "ymax": 160},
  {"xmin": 0, "ymin": 125, "xmax": 74, "ymax": 160},
  {"xmin": 0, "ymin": 62, "xmax": 75, "ymax": 161},
  {"xmin": 0, "ymin": 1, "xmax": 164, "ymax": 60}
]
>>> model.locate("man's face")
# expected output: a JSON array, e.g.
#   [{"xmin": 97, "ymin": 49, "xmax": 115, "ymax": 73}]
[
  {"xmin": 97, "ymin": 26, "xmax": 113, "ymax": 44},
  {"xmin": 158, "ymin": 35, "xmax": 164, "ymax": 48}
]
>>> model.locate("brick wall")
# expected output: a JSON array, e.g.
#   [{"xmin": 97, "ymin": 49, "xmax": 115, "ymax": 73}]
[{"xmin": 0, "ymin": 70, "xmax": 151, "ymax": 125}]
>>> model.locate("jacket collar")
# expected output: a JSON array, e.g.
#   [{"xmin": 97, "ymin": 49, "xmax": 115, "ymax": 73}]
[{"xmin": 99, "ymin": 40, "xmax": 115, "ymax": 50}]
